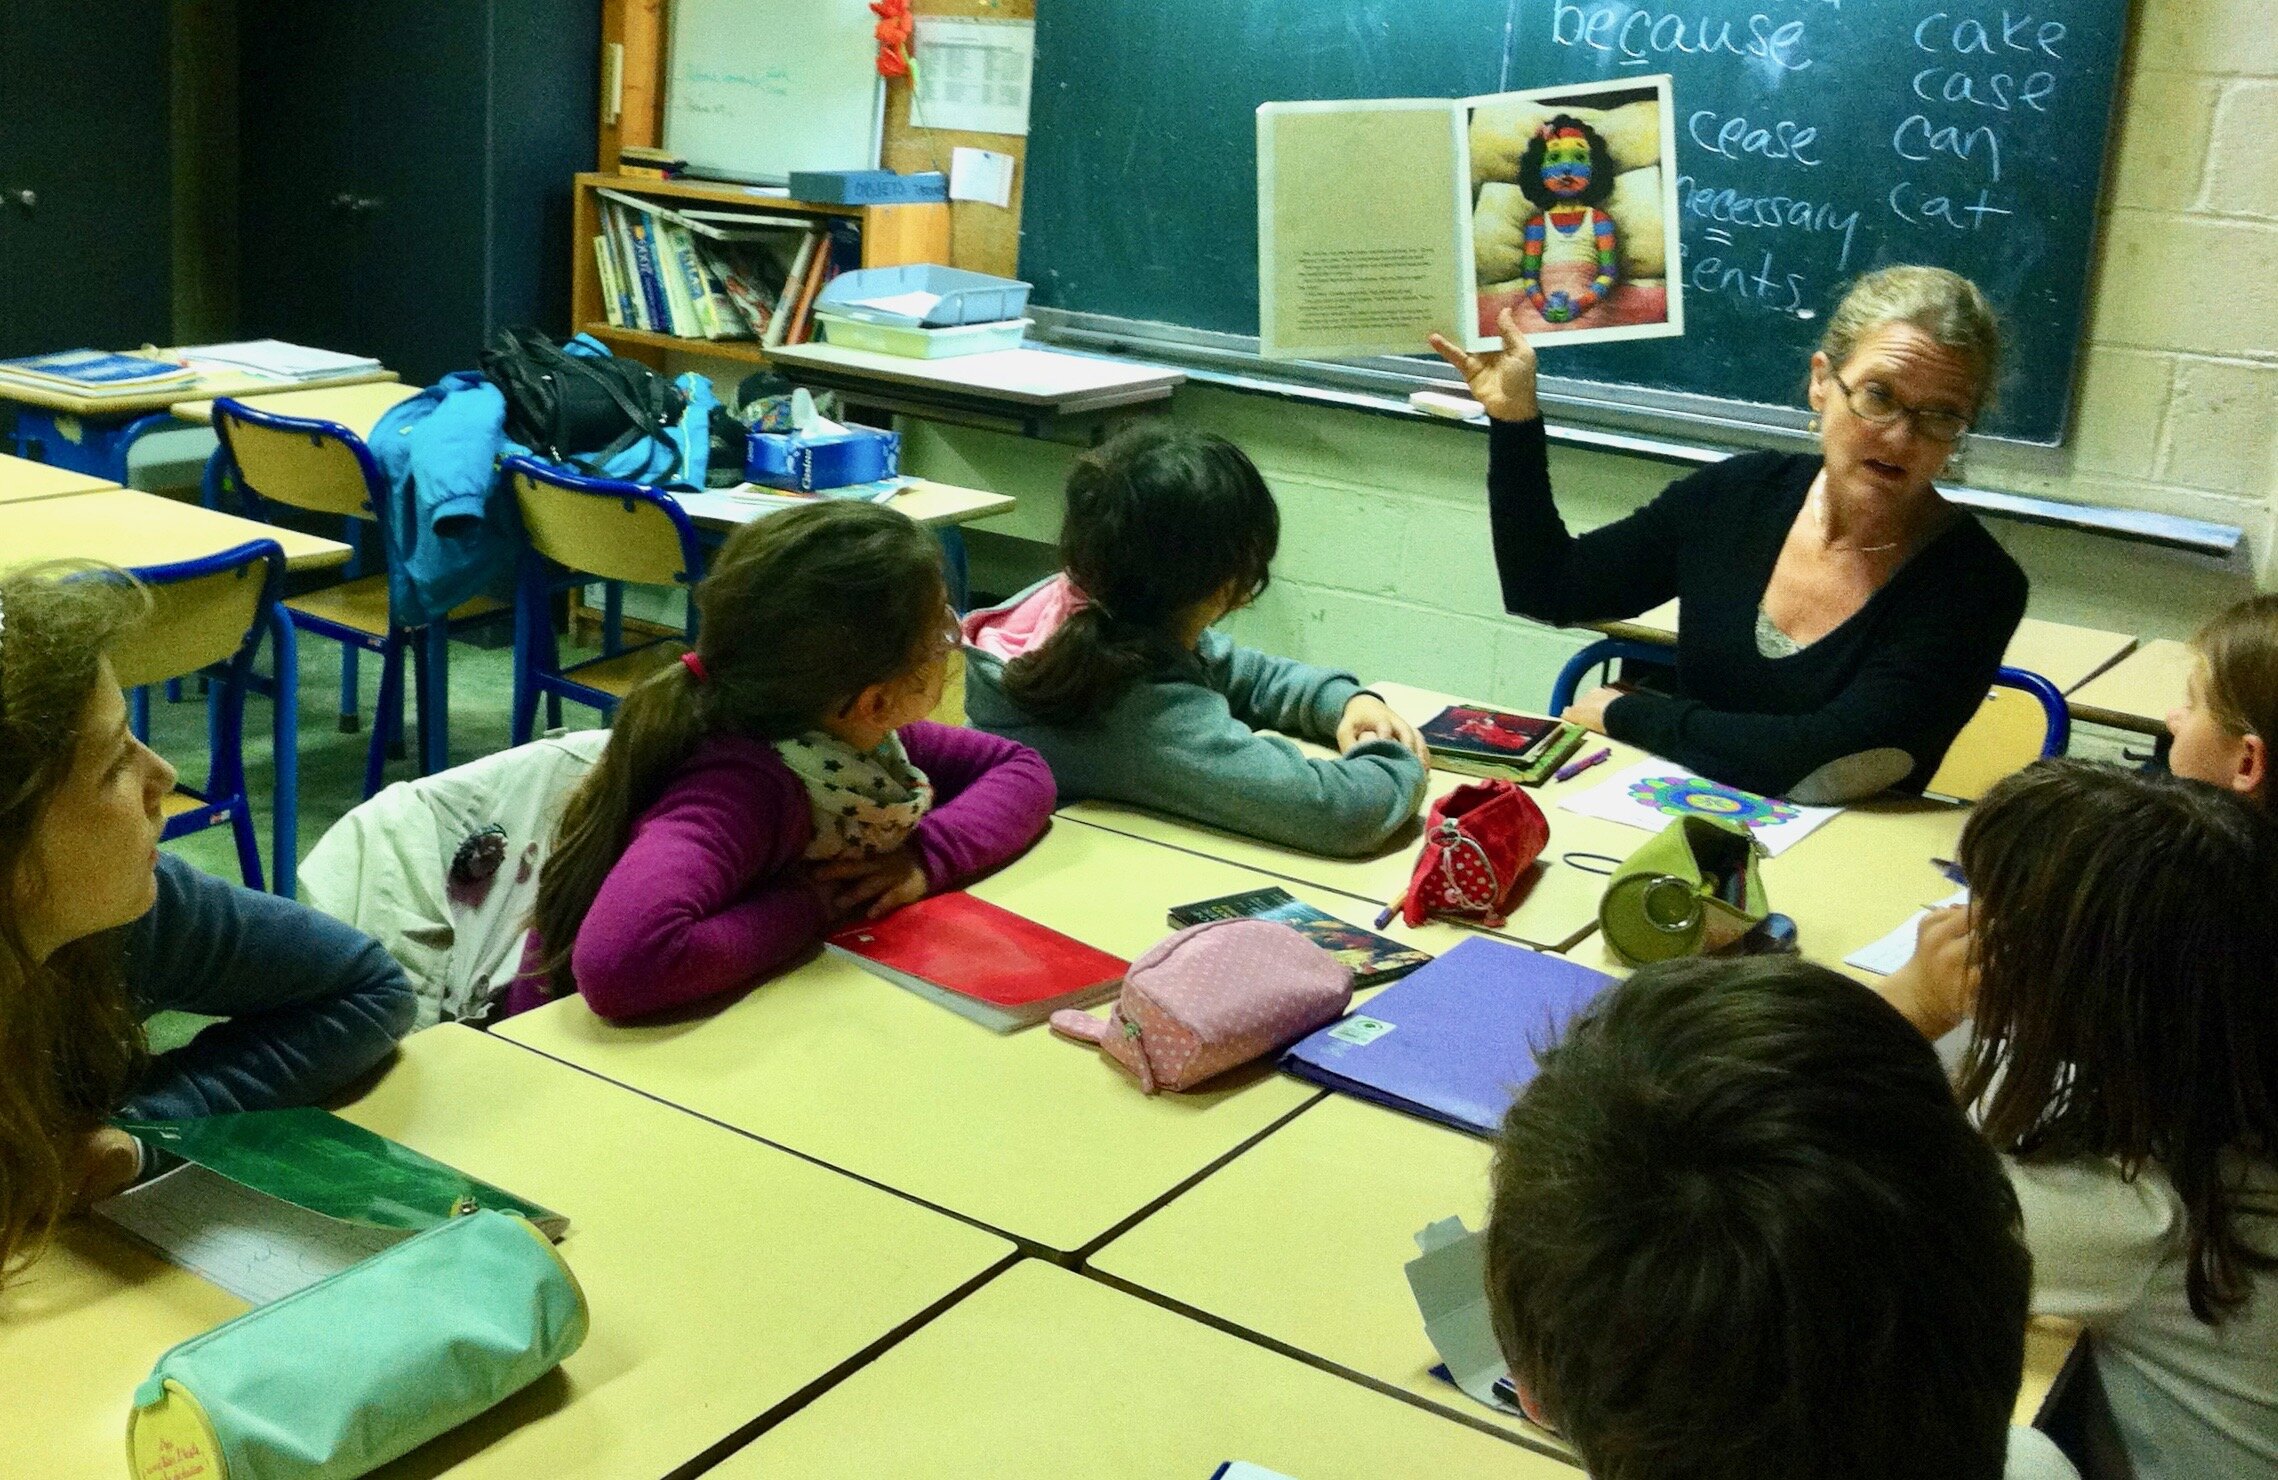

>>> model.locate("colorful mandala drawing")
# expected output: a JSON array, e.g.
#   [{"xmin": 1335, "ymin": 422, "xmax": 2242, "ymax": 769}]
[{"xmin": 1627, "ymin": 775, "xmax": 1800, "ymax": 830}]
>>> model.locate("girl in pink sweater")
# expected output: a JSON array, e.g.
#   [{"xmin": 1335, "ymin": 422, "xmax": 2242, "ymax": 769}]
[{"xmin": 509, "ymin": 502, "xmax": 1055, "ymax": 1020}]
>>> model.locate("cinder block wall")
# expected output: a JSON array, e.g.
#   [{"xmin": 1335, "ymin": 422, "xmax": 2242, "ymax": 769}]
[{"xmin": 910, "ymin": 0, "xmax": 2275, "ymax": 708}]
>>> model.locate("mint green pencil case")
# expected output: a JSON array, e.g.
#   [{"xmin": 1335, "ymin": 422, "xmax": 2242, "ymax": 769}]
[{"xmin": 126, "ymin": 1210, "xmax": 588, "ymax": 1480}]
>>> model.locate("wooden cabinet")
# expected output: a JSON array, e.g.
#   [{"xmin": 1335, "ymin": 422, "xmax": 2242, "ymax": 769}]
[
  {"xmin": 236, "ymin": 0, "xmax": 599, "ymax": 385},
  {"xmin": 0, "ymin": 0, "xmax": 172, "ymax": 358}
]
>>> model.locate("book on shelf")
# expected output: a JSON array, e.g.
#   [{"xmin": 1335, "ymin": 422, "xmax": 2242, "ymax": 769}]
[
  {"xmin": 764, "ymin": 231, "xmax": 823, "ymax": 350},
  {"xmin": 0, "ymin": 348, "xmax": 195, "ymax": 395},
  {"xmin": 696, "ymin": 236, "xmax": 791, "ymax": 340},
  {"xmin": 826, "ymin": 892, "xmax": 1128, "ymax": 1033},
  {"xmin": 593, "ymin": 235, "xmax": 626, "ymax": 328},
  {"xmin": 613, "ymin": 202, "xmax": 671, "ymax": 333},
  {"xmin": 1167, "ymin": 886, "xmax": 1432, "ymax": 989}
]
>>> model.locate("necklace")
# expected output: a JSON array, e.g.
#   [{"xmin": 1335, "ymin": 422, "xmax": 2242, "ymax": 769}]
[{"xmin": 1809, "ymin": 480, "xmax": 1904, "ymax": 555}]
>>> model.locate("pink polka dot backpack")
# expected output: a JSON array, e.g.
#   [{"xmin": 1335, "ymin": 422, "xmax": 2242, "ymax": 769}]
[
  {"xmin": 1398, "ymin": 779, "xmax": 1550, "ymax": 931},
  {"xmin": 1049, "ymin": 919, "xmax": 1353, "ymax": 1093}
]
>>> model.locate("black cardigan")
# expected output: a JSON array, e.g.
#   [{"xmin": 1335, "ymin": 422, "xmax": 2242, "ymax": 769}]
[{"xmin": 1489, "ymin": 417, "xmax": 2028, "ymax": 798}]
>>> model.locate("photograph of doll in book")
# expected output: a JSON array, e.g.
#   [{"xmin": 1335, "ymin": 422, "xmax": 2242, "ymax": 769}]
[{"xmin": 1468, "ymin": 81, "xmax": 1679, "ymax": 344}]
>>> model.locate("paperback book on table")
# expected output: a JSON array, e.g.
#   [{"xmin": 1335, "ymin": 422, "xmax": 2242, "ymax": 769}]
[
  {"xmin": 1167, "ymin": 886, "xmax": 1431, "ymax": 989},
  {"xmin": 0, "ymin": 348, "xmax": 195, "ymax": 395},
  {"xmin": 1281, "ymin": 935, "xmax": 1614, "ymax": 1137},
  {"xmin": 828, "ymin": 891, "xmax": 1127, "ymax": 1032},
  {"xmin": 1418, "ymin": 705, "xmax": 1589, "ymax": 783}
]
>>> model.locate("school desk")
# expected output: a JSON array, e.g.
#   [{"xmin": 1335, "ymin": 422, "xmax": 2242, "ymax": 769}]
[
  {"xmin": 1, "ymin": 354, "xmax": 398, "ymax": 484},
  {"xmin": 1562, "ymin": 794, "xmax": 1968, "ymax": 982},
  {"xmin": 1058, "ymin": 682, "xmax": 1651, "ymax": 951},
  {"xmin": 1091, "ymin": 1092, "xmax": 2080, "ymax": 1454},
  {"xmin": 170, "ymin": 379, "xmax": 423, "ymax": 440},
  {"xmin": 766, "ymin": 339, "xmax": 1185, "ymax": 438},
  {"xmin": 2068, "ymin": 638, "xmax": 2193, "ymax": 736},
  {"xmin": 0, "ymin": 486, "xmax": 352, "ymax": 572},
  {"xmin": 499, "ymin": 821, "xmax": 1471, "ymax": 1255},
  {"xmin": 0, "ymin": 1024, "xmax": 1013, "ymax": 1480},
  {"xmin": 1591, "ymin": 602, "xmax": 2137, "ymax": 696},
  {"xmin": 0, "ymin": 452, "xmax": 115, "ymax": 504},
  {"xmin": 708, "ymin": 1259, "xmax": 1574, "ymax": 1480}
]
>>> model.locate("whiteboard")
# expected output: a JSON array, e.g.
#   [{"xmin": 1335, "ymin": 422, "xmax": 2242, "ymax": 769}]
[{"xmin": 663, "ymin": 0, "xmax": 885, "ymax": 186}]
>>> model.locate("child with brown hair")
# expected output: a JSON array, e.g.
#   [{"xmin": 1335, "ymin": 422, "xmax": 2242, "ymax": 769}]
[
  {"xmin": 513, "ymin": 501, "xmax": 1054, "ymax": 1020},
  {"xmin": 0, "ymin": 561, "xmax": 413, "ymax": 1281},
  {"xmin": 2165, "ymin": 594, "xmax": 2277, "ymax": 802},
  {"xmin": 1882, "ymin": 759, "xmax": 2278, "ymax": 1479}
]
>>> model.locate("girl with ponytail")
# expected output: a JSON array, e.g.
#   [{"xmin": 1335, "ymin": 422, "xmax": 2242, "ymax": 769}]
[
  {"xmin": 961, "ymin": 424, "xmax": 1428, "ymax": 858},
  {"xmin": 511, "ymin": 501, "xmax": 1053, "ymax": 1020}
]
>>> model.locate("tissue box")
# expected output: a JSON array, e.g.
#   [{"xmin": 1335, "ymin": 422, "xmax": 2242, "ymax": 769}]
[{"xmin": 745, "ymin": 426, "xmax": 901, "ymax": 492}]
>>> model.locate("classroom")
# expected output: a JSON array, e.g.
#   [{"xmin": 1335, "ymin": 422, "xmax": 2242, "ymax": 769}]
[{"xmin": 2, "ymin": 2, "xmax": 2273, "ymax": 1478}]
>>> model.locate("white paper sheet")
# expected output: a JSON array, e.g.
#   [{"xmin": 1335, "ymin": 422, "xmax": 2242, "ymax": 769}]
[
  {"xmin": 912, "ymin": 17, "xmax": 1034, "ymax": 136},
  {"xmin": 1843, "ymin": 888, "xmax": 1970, "ymax": 976},
  {"xmin": 1556, "ymin": 759, "xmax": 1839, "ymax": 858},
  {"xmin": 949, "ymin": 147, "xmax": 1017, "ymax": 208},
  {"xmin": 95, "ymin": 1163, "xmax": 409, "ymax": 1305},
  {"xmin": 848, "ymin": 289, "xmax": 943, "ymax": 322},
  {"xmin": 671, "ymin": 478, "xmax": 907, "ymax": 525}
]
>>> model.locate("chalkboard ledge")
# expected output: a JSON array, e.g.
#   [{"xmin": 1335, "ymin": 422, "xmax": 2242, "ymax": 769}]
[{"xmin": 1029, "ymin": 313, "xmax": 2241, "ymax": 561}]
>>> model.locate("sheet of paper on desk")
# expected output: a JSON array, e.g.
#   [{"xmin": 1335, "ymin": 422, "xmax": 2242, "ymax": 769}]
[
  {"xmin": 95, "ymin": 1162, "xmax": 411, "ymax": 1305},
  {"xmin": 1556, "ymin": 759, "xmax": 1838, "ymax": 858},
  {"xmin": 1844, "ymin": 888, "xmax": 1969, "ymax": 976},
  {"xmin": 912, "ymin": 16, "xmax": 1034, "ymax": 136},
  {"xmin": 672, "ymin": 478, "xmax": 908, "ymax": 525}
]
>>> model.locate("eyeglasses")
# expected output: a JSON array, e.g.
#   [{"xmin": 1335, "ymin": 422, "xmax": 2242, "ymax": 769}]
[{"xmin": 1829, "ymin": 371, "xmax": 1972, "ymax": 445}]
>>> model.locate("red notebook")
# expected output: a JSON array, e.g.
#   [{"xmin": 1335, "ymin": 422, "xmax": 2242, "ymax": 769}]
[{"xmin": 826, "ymin": 892, "xmax": 1128, "ymax": 1032}]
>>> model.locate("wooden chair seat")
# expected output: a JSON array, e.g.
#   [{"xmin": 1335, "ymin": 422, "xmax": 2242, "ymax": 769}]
[
  {"xmin": 562, "ymin": 641, "xmax": 688, "ymax": 699},
  {"xmin": 287, "ymin": 576, "xmax": 505, "ymax": 638}
]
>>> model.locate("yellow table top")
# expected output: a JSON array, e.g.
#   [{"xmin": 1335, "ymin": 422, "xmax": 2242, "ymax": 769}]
[
  {"xmin": 0, "ymin": 1025, "xmax": 1013, "ymax": 1479},
  {"xmin": 499, "ymin": 821, "xmax": 1476, "ymax": 1254},
  {"xmin": 709, "ymin": 1258, "xmax": 1574, "ymax": 1479},
  {"xmin": 172, "ymin": 379, "xmax": 422, "ymax": 439},
  {"xmin": 1589, "ymin": 602, "xmax": 2137, "ymax": 695},
  {"xmin": 0, "ymin": 487, "xmax": 352, "ymax": 573},
  {"xmin": 1061, "ymin": 682, "xmax": 1647, "ymax": 951},
  {"xmin": 2068, "ymin": 638, "xmax": 2192, "ymax": 734},
  {"xmin": 1564, "ymin": 793, "xmax": 1968, "ymax": 981},
  {"xmin": 0, "ymin": 356, "xmax": 396, "ymax": 417},
  {"xmin": 0, "ymin": 453, "xmax": 116, "ymax": 504},
  {"xmin": 1093, "ymin": 1093, "xmax": 2078, "ymax": 1451}
]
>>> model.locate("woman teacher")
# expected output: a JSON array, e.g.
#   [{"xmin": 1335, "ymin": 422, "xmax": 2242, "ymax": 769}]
[{"xmin": 1433, "ymin": 265, "xmax": 2027, "ymax": 803}]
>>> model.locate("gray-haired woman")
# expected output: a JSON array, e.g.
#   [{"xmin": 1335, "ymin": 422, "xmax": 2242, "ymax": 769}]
[{"xmin": 1433, "ymin": 264, "xmax": 2028, "ymax": 803}]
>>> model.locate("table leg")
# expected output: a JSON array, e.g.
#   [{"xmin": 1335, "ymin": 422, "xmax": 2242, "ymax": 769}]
[{"xmin": 269, "ymin": 608, "xmax": 301, "ymax": 898}]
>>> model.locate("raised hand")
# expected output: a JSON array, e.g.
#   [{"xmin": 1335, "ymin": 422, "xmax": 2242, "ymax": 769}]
[{"xmin": 1427, "ymin": 308, "xmax": 1541, "ymax": 423}]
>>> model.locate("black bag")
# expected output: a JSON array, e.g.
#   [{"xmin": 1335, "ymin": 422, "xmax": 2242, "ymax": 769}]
[{"xmin": 478, "ymin": 327, "xmax": 685, "ymax": 475}]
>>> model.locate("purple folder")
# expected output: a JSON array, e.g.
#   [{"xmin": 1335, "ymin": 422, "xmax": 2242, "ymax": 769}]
[{"xmin": 1280, "ymin": 936, "xmax": 1615, "ymax": 1138}]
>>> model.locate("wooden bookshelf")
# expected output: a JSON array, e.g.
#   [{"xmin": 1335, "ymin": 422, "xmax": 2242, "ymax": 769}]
[{"xmin": 571, "ymin": 172, "xmax": 952, "ymax": 369}]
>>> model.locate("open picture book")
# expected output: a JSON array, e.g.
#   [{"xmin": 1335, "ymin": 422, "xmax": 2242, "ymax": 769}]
[{"xmin": 1258, "ymin": 74, "xmax": 1682, "ymax": 360}]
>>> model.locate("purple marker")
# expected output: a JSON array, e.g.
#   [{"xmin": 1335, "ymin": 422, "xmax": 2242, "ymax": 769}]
[{"xmin": 1555, "ymin": 745, "xmax": 1612, "ymax": 784}]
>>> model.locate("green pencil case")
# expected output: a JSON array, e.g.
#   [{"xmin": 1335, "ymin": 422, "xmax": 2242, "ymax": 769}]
[
  {"xmin": 1596, "ymin": 814, "xmax": 1768, "ymax": 967},
  {"xmin": 126, "ymin": 1210, "xmax": 588, "ymax": 1480}
]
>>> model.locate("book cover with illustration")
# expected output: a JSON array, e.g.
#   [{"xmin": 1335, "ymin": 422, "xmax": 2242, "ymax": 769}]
[{"xmin": 1168, "ymin": 886, "xmax": 1432, "ymax": 989}]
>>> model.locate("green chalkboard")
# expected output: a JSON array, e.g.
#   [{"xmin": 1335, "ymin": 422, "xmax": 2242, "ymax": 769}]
[{"xmin": 1022, "ymin": 0, "xmax": 2129, "ymax": 443}]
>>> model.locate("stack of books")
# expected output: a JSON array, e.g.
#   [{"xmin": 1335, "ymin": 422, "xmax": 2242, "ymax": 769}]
[
  {"xmin": 0, "ymin": 349, "xmax": 197, "ymax": 398},
  {"xmin": 181, "ymin": 340, "xmax": 383, "ymax": 382},
  {"xmin": 1418, "ymin": 704, "xmax": 1588, "ymax": 784},
  {"xmin": 593, "ymin": 188, "xmax": 850, "ymax": 349}
]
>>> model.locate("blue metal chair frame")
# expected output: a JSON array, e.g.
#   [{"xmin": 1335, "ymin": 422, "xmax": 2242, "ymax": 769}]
[
  {"xmin": 1993, "ymin": 665, "xmax": 2071, "ymax": 757},
  {"xmin": 212, "ymin": 398, "xmax": 476, "ymax": 798},
  {"xmin": 505, "ymin": 455, "xmax": 708, "ymax": 746},
  {"xmin": 125, "ymin": 540, "xmax": 287, "ymax": 891},
  {"xmin": 1548, "ymin": 638, "xmax": 1678, "ymax": 715}
]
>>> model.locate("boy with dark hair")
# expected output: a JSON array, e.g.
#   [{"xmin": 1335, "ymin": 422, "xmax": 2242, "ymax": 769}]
[{"xmin": 1486, "ymin": 955, "xmax": 2075, "ymax": 1480}]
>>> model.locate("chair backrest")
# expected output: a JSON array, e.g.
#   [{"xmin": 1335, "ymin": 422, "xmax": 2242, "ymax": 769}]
[
  {"xmin": 1925, "ymin": 666, "xmax": 2070, "ymax": 802},
  {"xmin": 110, "ymin": 539, "xmax": 286, "ymax": 689},
  {"xmin": 212, "ymin": 397, "xmax": 383, "ymax": 522},
  {"xmin": 1547, "ymin": 637, "xmax": 1678, "ymax": 715},
  {"xmin": 505, "ymin": 454, "xmax": 705, "ymax": 589}
]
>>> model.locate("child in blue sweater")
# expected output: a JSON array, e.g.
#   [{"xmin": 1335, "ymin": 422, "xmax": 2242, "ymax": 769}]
[
  {"xmin": 960, "ymin": 424, "xmax": 1429, "ymax": 857},
  {"xmin": 0, "ymin": 562, "xmax": 414, "ymax": 1280}
]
